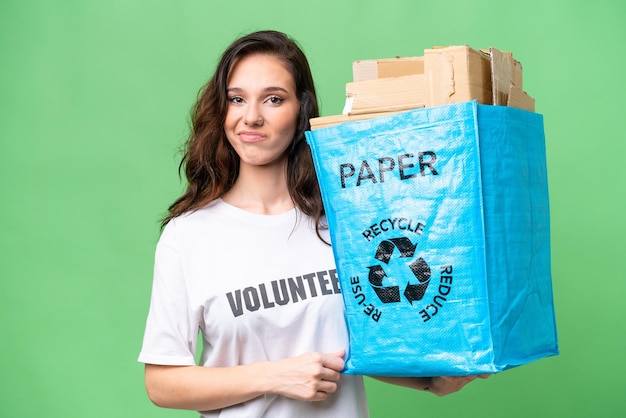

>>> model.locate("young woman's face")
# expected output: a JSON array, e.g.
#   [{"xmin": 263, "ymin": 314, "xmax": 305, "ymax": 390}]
[{"xmin": 224, "ymin": 53, "xmax": 300, "ymax": 169}]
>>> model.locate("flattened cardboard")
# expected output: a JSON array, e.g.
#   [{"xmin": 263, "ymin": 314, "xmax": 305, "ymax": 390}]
[
  {"xmin": 343, "ymin": 74, "xmax": 425, "ymax": 115},
  {"xmin": 507, "ymin": 85, "xmax": 535, "ymax": 112},
  {"xmin": 310, "ymin": 110, "xmax": 406, "ymax": 130},
  {"xmin": 489, "ymin": 47, "xmax": 515, "ymax": 106},
  {"xmin": 513, "ymin": 59, "xmax": 523, "ymax": 90},
  {"xmin": 352, "ymin": 57, "xmax": 424, "ymax": 81}
]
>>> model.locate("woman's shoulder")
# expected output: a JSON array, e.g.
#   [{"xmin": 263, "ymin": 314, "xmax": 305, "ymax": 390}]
[
  {"xmin": 160, "ymin": 200, "xmax": 227, "ymax": 240},
  {"xmin": 178, "ymin": 199, "xmax": 221, "ymax": 218}
]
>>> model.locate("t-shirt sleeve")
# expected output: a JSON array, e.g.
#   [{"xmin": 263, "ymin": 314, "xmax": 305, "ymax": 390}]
[{"xmin": 138, "ymin": 221, "xmax": 198, "ymax": 366}]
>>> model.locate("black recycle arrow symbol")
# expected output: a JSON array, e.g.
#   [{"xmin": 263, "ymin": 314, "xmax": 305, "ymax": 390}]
[
  {"xmin": 367, "ymin": 238, "xmax": 431, "ymax": 304},
  {"xmin": 404, "ymin": 257, "xmax": 431, "ymax": 303},
  {"xmin": 374, "ymin": 238, "xmax": 417, "ymax": 264},
  {"xmin": 367, "ymin": 265, "xmax": 401, "ymax": 303}
]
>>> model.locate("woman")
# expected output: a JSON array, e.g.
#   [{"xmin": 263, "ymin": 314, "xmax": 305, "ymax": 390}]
[{"xmin": 138, "ymin": 30, "xmax": 483, "ymax": 417}]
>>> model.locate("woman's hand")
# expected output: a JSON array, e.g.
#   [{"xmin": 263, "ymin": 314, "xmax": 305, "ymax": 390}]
[
  {"xmin": 265, "ymin": 350, "xmax": 346, "ymax": 401},
  {"xmin": 372, "ymin": 373, "xmax": 490, "ymax": 396},
  {"xmin": 145, "ymin": 350, "xmax": 346, "ymax": 411},
  {"xmin": 425, "ymin": 374, "xmax": 491, "ymax": 396}
]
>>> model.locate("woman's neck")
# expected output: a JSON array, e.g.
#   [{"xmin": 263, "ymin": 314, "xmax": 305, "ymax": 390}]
[{"xmin": 222, "ymin": 161, "xmax": 294, "ymax": 215}]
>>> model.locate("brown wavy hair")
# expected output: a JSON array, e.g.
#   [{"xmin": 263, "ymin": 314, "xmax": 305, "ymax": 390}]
[{"xmin": 163, "ymin": 30, "xmax": 325, "ymax": 235}]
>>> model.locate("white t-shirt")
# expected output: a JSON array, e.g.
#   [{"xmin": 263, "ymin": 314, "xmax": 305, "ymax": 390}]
[{"xmin": 139, "ymin": 199, "xmax": 369, "ymax": 417}]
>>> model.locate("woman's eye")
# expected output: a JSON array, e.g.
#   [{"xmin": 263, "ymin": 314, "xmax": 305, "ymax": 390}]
[
  {"xmin": 266, "ymin": 96, "xmax": 284, "ymax": 105},
  {"xmin": 228, "ymin": 96, "xmax": 244, "ymax": 104}
]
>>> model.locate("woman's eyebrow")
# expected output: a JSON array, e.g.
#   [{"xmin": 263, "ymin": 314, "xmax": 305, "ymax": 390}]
[{"xmin": 226, "ymin": 86, "xmax": 291, "ymax": 94}]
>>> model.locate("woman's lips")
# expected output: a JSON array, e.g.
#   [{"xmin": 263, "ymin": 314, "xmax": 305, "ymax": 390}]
[{"xmin": 238, "ymin": 131, "xmax": 266, "ymax": 143}]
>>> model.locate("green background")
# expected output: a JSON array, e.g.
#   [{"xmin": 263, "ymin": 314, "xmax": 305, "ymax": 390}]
[{"xmin": 1, "ymin": 0, "xmax": 624, "ymax": 417}]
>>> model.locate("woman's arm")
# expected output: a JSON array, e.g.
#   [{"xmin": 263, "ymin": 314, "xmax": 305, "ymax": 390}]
[
  {"xmin": 371, "ymin": 374, "xmax": 490, "ymax": 397},
  {"xmin": 144, "ymin": 350, "xmax": 346, "ymax": 411}
]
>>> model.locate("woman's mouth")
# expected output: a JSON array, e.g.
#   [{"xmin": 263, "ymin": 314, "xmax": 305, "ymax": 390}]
[{"xmin": 238, "ymin": 131, "xmax": 266, "ymax": 143}]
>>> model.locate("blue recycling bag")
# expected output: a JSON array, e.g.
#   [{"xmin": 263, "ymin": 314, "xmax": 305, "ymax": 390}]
[{"xmin": 305, "ymin": 101, "xmax": 558, "ymax": 376}]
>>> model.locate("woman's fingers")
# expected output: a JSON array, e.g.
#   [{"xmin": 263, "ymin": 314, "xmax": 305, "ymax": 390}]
[
  {"xmin": 428, "ymin": 376, "xmax": 475, "ymax": 396},
  {"xmin": 268, "ymin": 350, "xmax": 346, "ymax": 401},
  {"xmin": 321, "ymin": 350, "xmax": 346, "ymax": 373}
]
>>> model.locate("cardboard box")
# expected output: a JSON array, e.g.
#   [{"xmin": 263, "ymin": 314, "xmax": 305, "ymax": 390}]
[
  {"xmin": 424, "ymin": 45, "xmax": 492, "ymax": 107},
  {"xmin": 343, "ymin": 74, "xmax": 425, "ymax": 115},
  {"xmin": 310, "ymin": 45, "xmax": 535, "ymax": 130},
  {"xmin": 352, "ymin": 57, "xmax": 424, "ymax": 81}
]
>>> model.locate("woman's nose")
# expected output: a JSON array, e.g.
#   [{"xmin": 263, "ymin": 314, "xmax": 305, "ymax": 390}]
[{"xmin": 243, "ymin": 105, "xmax": 263, "ymax": 126}]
